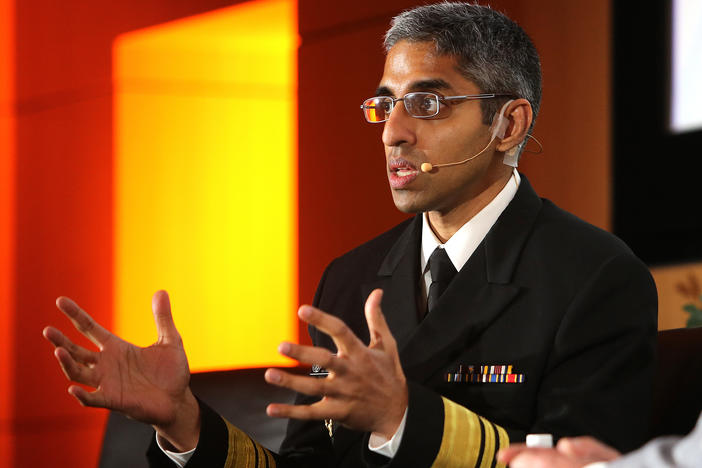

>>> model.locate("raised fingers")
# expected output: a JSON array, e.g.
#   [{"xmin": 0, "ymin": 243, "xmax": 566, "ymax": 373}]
[
  {"xmin": 56, "ymin": 297, "xmax": 111, "ymax": 348},
  {"xmin": 276, "ymin": 342, "xmax": 345, "ymax": 374},
  {"xmin": 53, "ymin": 347, "xmax": 100, "ymax": 388},
  {"xmin": 267, "ymin": 399, "xmax": 342, "ymax": 421},
  {"xmin": 364, "ymin": 289, "xmax": 395, "ymax": 351},
  {"xmin": 265, "ymin": 368, "xmax": 336, "ymax": 398},
  {"xmin": 298, "ymin": 306, "xmax": 362, "ymax": 356},
  {"xmin": 68, "ymin": 385, "xmax": 107, "ymax": 409},
  {"xmin": 43, "ymin": 326, "xmax": 98, "ymax": 365},
  {"xmin": 151, "ymin": 290, "xmax": 181, "ymax": 345}
]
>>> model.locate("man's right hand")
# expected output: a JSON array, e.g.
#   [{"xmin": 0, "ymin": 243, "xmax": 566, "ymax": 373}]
[{"xmin": 43, "ymin": 290, "xmax": 201, "ymax": 452}]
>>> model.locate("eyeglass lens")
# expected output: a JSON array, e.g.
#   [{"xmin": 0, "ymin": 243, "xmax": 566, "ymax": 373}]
[
  {"xmin": 362, "ymin": 93, "xmax": 440, "ymax": 122},
  {"xmin": 363, "ymin": 97, "xmax": 393, "ymax": 123},
  {"xmin": 405, "ymin": 93, "xmax": 439, "ymax": 117}
]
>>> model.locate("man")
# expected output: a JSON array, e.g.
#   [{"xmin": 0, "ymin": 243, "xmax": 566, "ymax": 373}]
[
  {"xmin": 497, "ymin": 412, "xmax": 702, "ymax": 468},
  {"xmin": 44, "ymin": 3, "xmax": 657, "ymax": 468}
]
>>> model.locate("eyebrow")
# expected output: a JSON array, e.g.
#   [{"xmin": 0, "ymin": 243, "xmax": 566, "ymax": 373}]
[{"xmin": 374, "ymin": 78, "xmax": 453, "ymax": 97}]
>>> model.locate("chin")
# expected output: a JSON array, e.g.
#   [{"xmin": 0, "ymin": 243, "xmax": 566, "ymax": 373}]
[
  {"xmin": 394, "ymin": 204, "xmax": 421, "ymax": 214},
  {"xmin": 391, "ymin": 191, "xmax": 430, "ymax": 214}
]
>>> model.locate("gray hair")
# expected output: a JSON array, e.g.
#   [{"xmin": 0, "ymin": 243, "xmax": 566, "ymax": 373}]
[{"xmin": 385, "ymin": 2, "xmax": 541, "ymax": 134}]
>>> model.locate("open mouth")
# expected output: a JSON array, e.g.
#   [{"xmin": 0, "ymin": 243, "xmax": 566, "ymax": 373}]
[
  {"xmin": 389, "ymin": 158, "xmax": 418, "ymax": 174},
  {"xmin": 388, "ymin": 158, "xmax": 420, "ymax": 188},
  {"xmin": 394, "ymin": 168, "xmax": 416, "ymax": 177}
]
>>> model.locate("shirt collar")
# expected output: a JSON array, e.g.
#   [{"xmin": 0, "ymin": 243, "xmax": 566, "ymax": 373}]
[{"xmin": 421, "ymin": 169, "xmax": 521, "ymax": 273}]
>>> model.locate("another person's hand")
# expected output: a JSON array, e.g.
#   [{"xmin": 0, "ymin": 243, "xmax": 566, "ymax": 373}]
[
  {"xmin": 498, "ymin": 436, "xmax": 621, "ymax": 468},
  {"xmin": 264, "ymin": 289, "xmax": 408, "ymax": 439},
  {"xmin": 43, "ymin": 290, "xmax": 200, "ymax": 451}
]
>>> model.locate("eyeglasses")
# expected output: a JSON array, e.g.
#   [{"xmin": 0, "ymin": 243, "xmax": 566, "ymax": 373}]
[{"xmin": 360, "ymin": 92, "xmax": 511, "ymax": 123}]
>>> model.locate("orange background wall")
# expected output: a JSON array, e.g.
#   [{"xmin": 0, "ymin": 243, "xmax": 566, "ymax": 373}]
[{"xmin": 2, "ymin": 1, "xmax": 611, "ymax": 466}]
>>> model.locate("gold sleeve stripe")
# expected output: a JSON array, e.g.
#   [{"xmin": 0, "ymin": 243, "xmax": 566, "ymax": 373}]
[
  {"xmin": 478, "ymin": 417, "xmax": 495, "ymax": 468},
  {"xmin": 479, "ymin": 416, "xmax": 508, "ymax": 468},
  {"xmin": 223, "ymin": 419, "xmax": 276, "ymax": 468},
  {"xmin": 431, "ymin": 397, "xmax": 510, "ymax": 468},
  {"xmin": 264, "ymin": 445, "xmax": 275, "ymax": 468},
  {"xmin": 495, "ymin": 425, "xmax": 508, "ymax": 468}
]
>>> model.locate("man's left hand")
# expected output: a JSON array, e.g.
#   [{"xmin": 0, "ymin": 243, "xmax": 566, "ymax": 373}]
[{"xmin": 264, "ymin": 289, "xmax": 408, "ymax": 439}]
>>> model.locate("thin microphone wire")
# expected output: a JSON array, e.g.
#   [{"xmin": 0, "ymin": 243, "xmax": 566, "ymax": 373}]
[
  {"xmin": 422, "ymin": 133, "xmax": 544, "ymax": 172},
  {"xmin": 432, "ymin": 138, "xmax": 494, "ymax": 168},
  {"xmin": 421, "ymin": 136, "xmax": 496, "ymax": 172},
  {"xmin": 524, "ymin": 134, "xmax": 544, "ymax": 154}
]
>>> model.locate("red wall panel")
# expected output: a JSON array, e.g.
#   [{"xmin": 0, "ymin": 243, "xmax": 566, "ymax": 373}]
[
  {"xmin": 14, "ymin": 96, "xmax": 113, "ymax": 465},
  {"xmin": 517, "ymin": 0, "xmax": 611, "ymax": 230},
  {"xmin": 0, "ymin": 0, "xmax": 15, "ymax": 464},
  {"xmin": 298, "ymin": 10, "xmax": 412, "ymax": 314}
]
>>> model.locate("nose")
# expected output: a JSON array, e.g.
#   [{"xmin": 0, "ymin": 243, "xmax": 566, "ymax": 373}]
[{"xmin": 381, "ymin": 100, "xmax": 418, "ymax": 148}]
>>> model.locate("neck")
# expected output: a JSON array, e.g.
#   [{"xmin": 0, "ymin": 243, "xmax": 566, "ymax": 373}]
[{"xmin": 427, "ymin": 169, "xmax": 513, "ymax": 243}]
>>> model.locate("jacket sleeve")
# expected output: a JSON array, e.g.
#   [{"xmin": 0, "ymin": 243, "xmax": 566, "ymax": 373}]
[
  {"xmin": 365, "ymin": 383, "xmax": 510, "ymax": 468},
  {"xmin": 147, "ymin": 400, "xmax": 278, "ymax": 468}
]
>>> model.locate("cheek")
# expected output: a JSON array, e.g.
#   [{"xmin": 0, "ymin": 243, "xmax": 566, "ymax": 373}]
[
  {"xmin": 441, "ymin": 125, "xmax": 492, "ymax": 162},
  {"xmin": 419, "ymin": 127, "xmax": 466, "ymax": 163}
]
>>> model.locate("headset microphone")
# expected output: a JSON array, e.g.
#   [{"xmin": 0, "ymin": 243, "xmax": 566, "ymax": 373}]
[{"xmin": 420, "ymin": 100, "xmax": 513, "ymax": 173}]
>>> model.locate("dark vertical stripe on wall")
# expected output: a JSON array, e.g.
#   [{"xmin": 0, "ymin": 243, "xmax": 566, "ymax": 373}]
[{"xmin": 612, "ymin": 0, "xmax": 702, "ymax": 265}]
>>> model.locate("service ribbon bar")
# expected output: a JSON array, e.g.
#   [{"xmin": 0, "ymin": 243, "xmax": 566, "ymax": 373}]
[{"xmin": 446, "ymin": 364, "xmax": 524, "ymax": 383}]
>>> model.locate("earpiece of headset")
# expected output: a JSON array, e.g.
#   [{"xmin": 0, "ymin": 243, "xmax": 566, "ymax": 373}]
[
  {"xmin": 490, "ymin": 99, "xmax": 513, "ymax": 140},
  {"xmin": 490, "ymin": 100, "xmax": 523, "ymax": 168}
]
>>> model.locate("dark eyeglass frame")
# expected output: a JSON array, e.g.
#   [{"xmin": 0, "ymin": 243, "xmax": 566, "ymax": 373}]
[{"xmin": 360, "ymin": 92, "xmax": 512, "ymax": 123}]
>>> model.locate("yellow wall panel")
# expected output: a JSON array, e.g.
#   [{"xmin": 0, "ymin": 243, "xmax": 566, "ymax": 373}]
[{"xmin": 114, "ymin": 0, "xmax": 298, "ymax": 371}]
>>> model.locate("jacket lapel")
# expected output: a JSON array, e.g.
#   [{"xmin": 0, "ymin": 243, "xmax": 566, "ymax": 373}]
[
  {"xmin": 361, "ymin": 215, "xmax": 422, "ymax": 351},
  {"xmin": 399, "ymin": 248, "xmax": 519, "ymax": 382},
  {"xmin": 398, "ymin": 175, "xmax": 543, "ymax": 383}
]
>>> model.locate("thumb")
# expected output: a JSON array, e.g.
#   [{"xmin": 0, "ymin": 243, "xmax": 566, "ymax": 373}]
[
  {"xmin": 152, "ymin": 290, "xmax": 180, "ymax": 344},
  {"xmin": 365, "ymin": 289, "xmax": 393, "ymax": 350}
]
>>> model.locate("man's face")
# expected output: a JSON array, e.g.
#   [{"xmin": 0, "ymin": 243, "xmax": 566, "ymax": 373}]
[{"xmin": 378, "ymin": 40, "xmax": 502, "ymax": 215}]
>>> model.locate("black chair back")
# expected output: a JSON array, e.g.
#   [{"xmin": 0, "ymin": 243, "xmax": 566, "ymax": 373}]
[
  {"xmin": 650, "ymin": 327, "xmax": 702, "ymax": 438},
  {"xmin": 99, "ymin": 367, "xmax": 297, "ymax": 468}
]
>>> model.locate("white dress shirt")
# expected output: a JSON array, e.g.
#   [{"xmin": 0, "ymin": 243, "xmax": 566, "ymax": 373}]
[{"xmin": 162, "ymin": 170, "xmax": 521, "ymax": 465}]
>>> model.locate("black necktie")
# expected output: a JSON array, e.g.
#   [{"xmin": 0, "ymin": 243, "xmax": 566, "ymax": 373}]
[{"xmin": 426, "ymin": 247, "xmax": 457, "ymax": 315}]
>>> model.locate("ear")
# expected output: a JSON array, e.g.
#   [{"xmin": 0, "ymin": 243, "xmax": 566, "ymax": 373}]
[{"xmin": 495, "ymin": 98, "xmax": 533, "ymax": 153}]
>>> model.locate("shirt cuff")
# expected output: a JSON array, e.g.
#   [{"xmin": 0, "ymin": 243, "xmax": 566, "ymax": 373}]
[
  {"xmin": 583, "ymin": 463, "xmax": 609, "ymax": 468},
  {"xmin": 156, "ymin": 433, "xmax": 196, "ymax": 467},
  {"xmin": 367, "ymin": 408, "xmax": 408, "ymax": 458}
]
